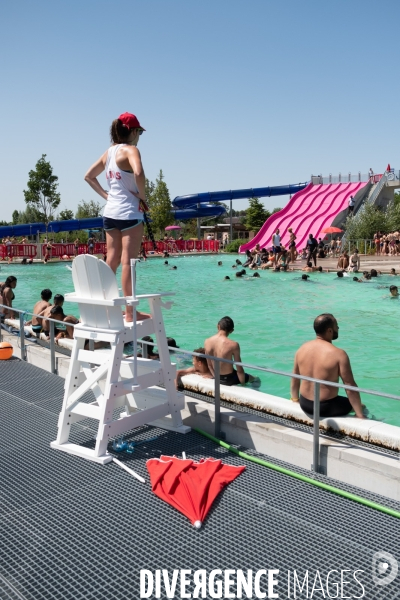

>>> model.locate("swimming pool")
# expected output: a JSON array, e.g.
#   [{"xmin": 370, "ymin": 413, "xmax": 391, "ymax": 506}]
[{"xmin": 3, "ymin": 256, "xmax": 400, "ymax": 426}]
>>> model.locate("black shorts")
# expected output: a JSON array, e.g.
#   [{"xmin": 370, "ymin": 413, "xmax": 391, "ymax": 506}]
[
  {"xmin": 289, "ymin": 241, "xmax": 296, "ymax": 248},
  {"xmin": 299, "ymin": 394, "xmax": 353, "ymax": 418},
  {"xmin": 103, "ymin": 217, "xmax": 143, "ymax": 232},
  {"xmin": 272, "ymin": 246, "xmax": 281, "ymax": 254},
  {"xmin": 220, "ymin": 370, "xmax": 250, "ymax": 386}
]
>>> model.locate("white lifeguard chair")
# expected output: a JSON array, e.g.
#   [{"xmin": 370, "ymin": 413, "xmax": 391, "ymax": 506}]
[{"xmin": 50, "ymin": 255, "xmax": 190, "ymax": 464}]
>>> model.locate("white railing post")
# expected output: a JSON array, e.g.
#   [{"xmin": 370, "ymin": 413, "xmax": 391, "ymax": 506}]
[
  {"xmin": 19, "ymin": 313, "xmax": 26, "ymax": 361},
  {"xmin": 50, "ymin": 320, "xmax": 57, "ymax": 374},
  {"xmin": 312, "ymin": 382, "xmax": 321, "ymax": 473},
  {"xmin": 214, "ymin": 361, "xmax": 222, "ymax": 438}
]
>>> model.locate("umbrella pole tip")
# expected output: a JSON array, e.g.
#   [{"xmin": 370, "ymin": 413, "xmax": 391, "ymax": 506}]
[{"xmin": 193, "ymin": 521, "xmax": 202, "ymax": 529}]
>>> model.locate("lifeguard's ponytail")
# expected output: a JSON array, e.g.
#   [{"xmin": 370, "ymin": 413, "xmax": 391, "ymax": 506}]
[{"xmin": 110, "ymin": 119, "xmax": 132, "ymax": 144}]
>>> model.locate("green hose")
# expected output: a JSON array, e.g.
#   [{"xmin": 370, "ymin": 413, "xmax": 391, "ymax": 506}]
[{"xmin": 194, "ymin": 427, "xmax": 400, "ymax": 520}]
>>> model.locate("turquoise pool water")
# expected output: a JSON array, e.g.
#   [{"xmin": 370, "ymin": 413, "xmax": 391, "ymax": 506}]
[{"xmin": 2, "ymin": 256, "xmax": 400, "ymax": 426}]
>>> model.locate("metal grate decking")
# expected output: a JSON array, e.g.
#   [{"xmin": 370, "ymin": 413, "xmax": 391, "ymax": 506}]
[{"xmin": 0, "ymin": 357, "xmax": 399, "ymax": 599}]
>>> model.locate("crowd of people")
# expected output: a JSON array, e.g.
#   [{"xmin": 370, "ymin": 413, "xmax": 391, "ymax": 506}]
[{"xmin": 373, "ymin": 231, "xmax": 400, "ymax": 256}]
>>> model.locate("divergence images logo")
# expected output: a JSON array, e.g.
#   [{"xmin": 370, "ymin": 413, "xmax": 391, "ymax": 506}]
[{"xmin": 372, "ymin": 551, "xmax": 398, "ymax": 587}]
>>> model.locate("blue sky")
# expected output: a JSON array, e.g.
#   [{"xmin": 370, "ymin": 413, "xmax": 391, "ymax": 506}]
[{"xmin": 1, "ymin": 0, "xmax": 399, "ymax": 221}]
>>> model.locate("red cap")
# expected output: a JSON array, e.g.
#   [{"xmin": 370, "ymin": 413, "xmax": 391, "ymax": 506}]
[{"xmin": 118, "ymin": 112, "xmax": 145, "ymax": 131}]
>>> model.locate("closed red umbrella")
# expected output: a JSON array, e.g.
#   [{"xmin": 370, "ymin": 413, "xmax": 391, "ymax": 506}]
[{"xmin": 146, "ymin": 455, "xmax": 245, "ymax": 528}]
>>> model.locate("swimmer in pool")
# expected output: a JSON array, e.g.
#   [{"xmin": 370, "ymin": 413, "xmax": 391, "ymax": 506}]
[
  {"xmin": 175, "ymin": 347, "xmax": 213, "ymax": 389},
  {"xmin": 290, "ymin": 313, "xmax": 365, "ymax": 419},
  {"xmin": 390, "ymin": 285, "xmax": 399, "ymax": 297}
]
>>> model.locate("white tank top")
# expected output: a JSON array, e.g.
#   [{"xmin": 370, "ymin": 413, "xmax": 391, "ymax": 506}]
[{"xmin": 103, "ymin": 145, "xmax": 143, "ymax": 220}]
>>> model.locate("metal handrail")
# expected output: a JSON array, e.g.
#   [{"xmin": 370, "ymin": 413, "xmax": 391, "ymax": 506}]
[
  {"xmin": 1, "ymin": 303, "xmax": 399, "ymax": 474},
  {"xmin": 368, "ymin": 172, "xmax": 388, "ymax": 206}
]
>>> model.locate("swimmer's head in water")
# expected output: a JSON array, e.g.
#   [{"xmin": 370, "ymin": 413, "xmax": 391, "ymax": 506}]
[
  {"xmin": 317, "ymin": 266, "xmax": 322, "ymax": 272},
  {"xmin": 218, "ymin": 316, "xmax": 234, "ymax": 334},
  {"xmin": 172, "ymin": 266, "xmax": 177, "ymax": 269},
  {"xmin": 253, "ymin": 272, "xmax": 260, "ymax": 277},
  {"xmin": 390, "ymin": 268, "xmax": 396, "ymax": 274},
  {"xmin": 390, "ymin": 285, "xmax": 399, "ymax": 296},
  {"xmin": 164, "ymin": 260, "xmax": 168, "ymax": 265},
  {"xmin": 365, "ymin": 273, "xmax": 371, "ymax": 280},
  {"xmin": 167, "ymin": 337, "xmax": 179, "ymax": 348},
  {"xmin": 241, "ymin": 269, "xmax": 246, "ymax": 275},
  {"xmin": 307, "ymin": 262, "xmax": 312, "ymax": 268},
  {"xmin": 218, "ymin": 261, "xmax": 222, "ymax": 266},
  {"xmin": 224, "ymin": 276, "xmax": 230, "ymax": 280},
  {"xmin": 353, "ymin": 277, "xmax": 359, "ymax": 281},
  {"xmin": 232, "ymin": 265, "xmax": 237, "ymax": 269},
  {"xmin": 235, "ymin": 272, "xmax": 243, "ymax": 277},
  {"xmin": 301, "ymin": 274, "xmax": 309, "ymax": 280},
  {"xmin": 370, "ymin": 269, "xmax": 378, "ymax": 277},
  {"xmin": 337, "ymin": 271, "xmax": 344, "ymax": 278},
  {"xmin": 236, "ymin": 259, "xmax": 242, "ymax": 265}
]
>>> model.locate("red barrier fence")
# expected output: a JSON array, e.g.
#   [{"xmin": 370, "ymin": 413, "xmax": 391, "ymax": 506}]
[
  {"xmin": 41, "ymin": 243, "xmax": 107, "ymax": 257},
  {"xmin": 0, "ymin": 244, "xmax": 37, "ymax": 259},
  {"xmin": 142, "ymin": 240, "xmax": 219, "ymax": 253},
  {"xmin": 1, "ymin": 240, "xmax": 218, "ymax": 260}
]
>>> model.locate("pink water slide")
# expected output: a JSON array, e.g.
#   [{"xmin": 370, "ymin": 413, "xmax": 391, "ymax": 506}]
[{"xmin": 240, "ymin": 181, "xmax": 369, "ymax": 253}]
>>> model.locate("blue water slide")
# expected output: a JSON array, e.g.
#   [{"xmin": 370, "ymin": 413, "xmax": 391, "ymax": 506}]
[
  {"xmin": 0, "ymin": 183, "xmax": 308, "ymax": 237},
  {"xmin": 0, "ymin": 218, "xmax": 104, "ymax": 238},
  {"xmin": 171, "ymin": 183, "xmax": 308, "ymax": 219}
]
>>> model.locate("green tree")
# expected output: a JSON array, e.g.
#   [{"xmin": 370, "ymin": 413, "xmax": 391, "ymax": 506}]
[
  {"xmin": 149, "ymin": 170, "xmax": 173, "ymax": 236},
  {"xmin": 59, "ymin": 208, "xmax": 74, "ymax": 220},
  {"xmin": 12, "ymin": 210, "xmax": 19, "ymax": 225},
  {"xmin": 17, "ymin": 205, "xmax": 43, "ymax": 224},
  {"xmin": 145, "ymin": 178, "xmax": 155, "ymax": 207},
  {"xmin": 343, "ymin": 201, "xmax": 386, "ymax": 240},
  {"xmin": 0, "ymin": 220, "xmax": 9, "ymax": 226},
  {"xmin": 245, "ymin": 197, "xmax": 270, "ymax": 231},
  {"xmin": 23, "ymin": 154, "xmax": 61, "ymax": 229},
  {"xmin": 272, "ymin": 207, "xmax": 282, "ymax": 214},
  {"xmin": 75, "ymin": 200, "xmax": 102, "ymax": 219}
]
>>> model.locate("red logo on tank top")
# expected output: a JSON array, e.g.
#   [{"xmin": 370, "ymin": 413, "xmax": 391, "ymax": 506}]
[{"xmin": 106, "ymin": 170, "xmax": 121, "ymax": 180}]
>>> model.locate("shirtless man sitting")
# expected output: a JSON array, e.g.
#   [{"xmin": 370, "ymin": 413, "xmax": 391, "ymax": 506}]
[
  {"xmin": 337, "ymin": 250, "xmax": 349, "ymax": 270},
  {"xmin": 204, "ymin": 316, "xmax": 260, "ymax": 387},
  {"xmin": 290, "ymin": 313, "xmax": 364, "ymax": 419},
  {"xmin": 175, "ymin": 347, "xmax": 213, "ymax": 389},
  {"xmin": 25, "ymin": 289, "xmax": 52, "ymax": 337}
]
